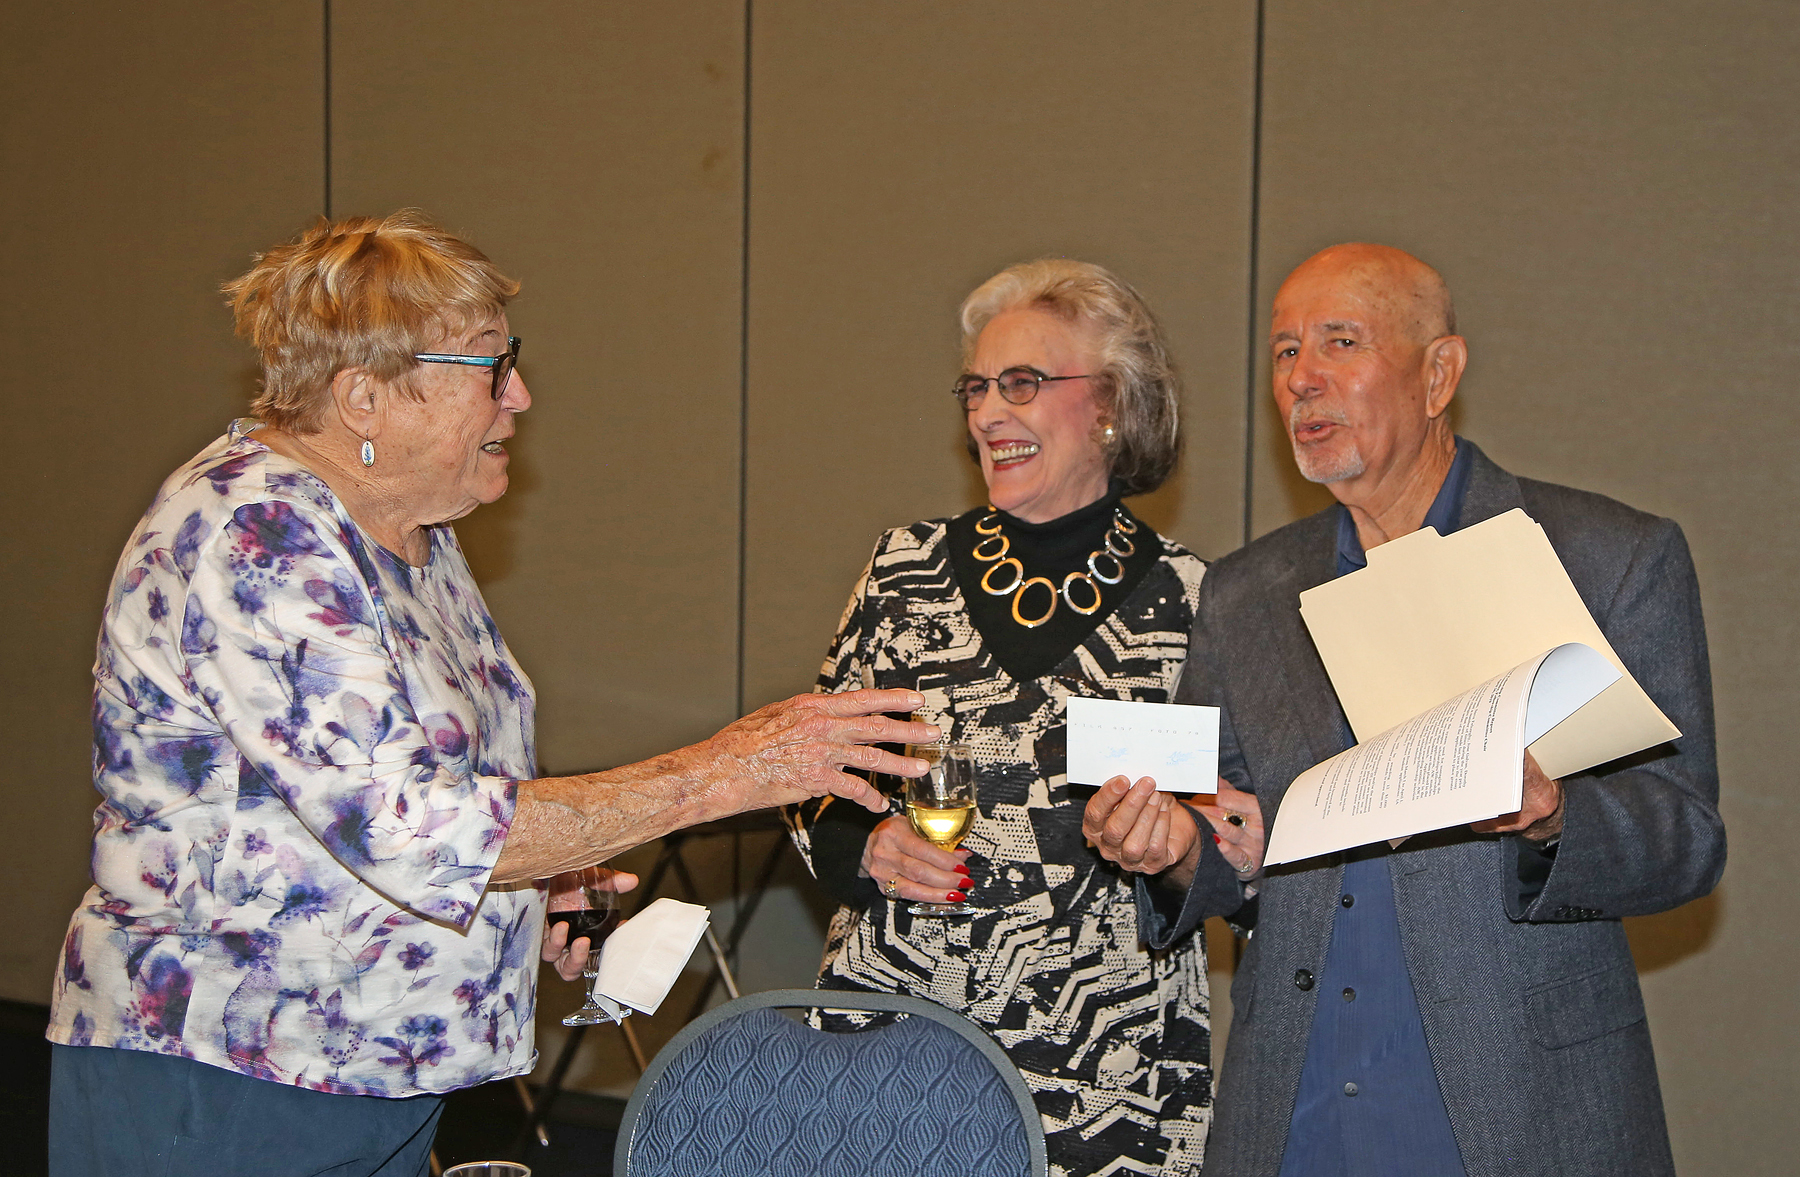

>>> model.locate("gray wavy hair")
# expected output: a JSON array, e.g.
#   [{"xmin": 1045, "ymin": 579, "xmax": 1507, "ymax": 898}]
[{"xmin": 958, "ymin": 258, "xmax": 1180, "ymax": 496}]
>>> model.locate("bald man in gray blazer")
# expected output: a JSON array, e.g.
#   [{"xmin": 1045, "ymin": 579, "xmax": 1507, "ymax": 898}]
[{"xmin": 1085, "ymin": 244, "xmax": 1723, "ymax": 1177}]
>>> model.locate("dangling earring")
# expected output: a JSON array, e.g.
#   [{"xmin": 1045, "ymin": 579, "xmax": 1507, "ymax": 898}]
[{"xmin": 360, "ymin": 438, "xmax": 375, "ymax": 468}]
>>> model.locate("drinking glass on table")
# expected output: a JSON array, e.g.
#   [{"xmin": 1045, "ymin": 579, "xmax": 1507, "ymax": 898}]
[
  {"xmin": 903, "ymin": 741, "xmax": 978, "ymax": 916},
  {"xmin": 552, "ymin": 870, "xmax": 622, "ymax": 1027}
]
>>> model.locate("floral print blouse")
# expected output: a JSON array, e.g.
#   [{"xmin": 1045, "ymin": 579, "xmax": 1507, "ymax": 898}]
[{"xmin": 49, "ymin": 422, "xmax": 543, "ymax": 1097}]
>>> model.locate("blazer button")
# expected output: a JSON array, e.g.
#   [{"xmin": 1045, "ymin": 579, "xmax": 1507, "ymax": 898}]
[{"xmin": 1293, "ymin": 969, "xmax": 1315, "ymax": 991}]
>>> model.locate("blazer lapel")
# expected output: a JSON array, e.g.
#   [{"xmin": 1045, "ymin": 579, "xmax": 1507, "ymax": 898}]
[{"xmin": 1261, "ymin": 511, "xmax": 1353, "ymax": 789}]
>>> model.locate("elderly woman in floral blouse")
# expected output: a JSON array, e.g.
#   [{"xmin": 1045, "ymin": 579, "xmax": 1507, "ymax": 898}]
[{"xmin": 47, "ymin": 211, "xmax": 932, "ymax": 1177}]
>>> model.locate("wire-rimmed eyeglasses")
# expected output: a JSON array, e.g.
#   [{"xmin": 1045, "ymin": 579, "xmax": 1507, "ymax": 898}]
[
  {"xmin": 414, "ymin": 336, "xmax": 521, "ymax": 399},
  {"xmin": 952, "ymin": 366, "xmax": 1092, "ymax": 410}
]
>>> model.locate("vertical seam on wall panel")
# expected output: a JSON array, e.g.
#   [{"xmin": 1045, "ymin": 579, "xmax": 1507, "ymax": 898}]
[
  {"xmin": 322, "ymin": 0, "xmax": 333, "ymax": 218},
  {"xmin": 1241, "ymin": 0, "xmax": 1266, "ymax": 547},
  {"xmin": 1233, "ymin": 0, "xmax": 1266, "ymax": 974},
  {"xmin": 735, "ymin": 0, "xmax": 753, "ymax": 717}
]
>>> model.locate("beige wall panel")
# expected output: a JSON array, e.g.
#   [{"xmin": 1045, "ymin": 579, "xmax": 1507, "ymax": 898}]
[
  {"xmin": 0, "ymin": 8, "xmax": 323, "ymax": 1003},
  {"xmin": 1251, "ymin": 3, "xmax": 1799, "ymax": 1171},
  {"xmin": 743, "ymin": 0, "xmax": 1260, "ymax": 708},
  {"xmin": 332, "ymin": 2, "xmax": 747, "ymax": 775}
]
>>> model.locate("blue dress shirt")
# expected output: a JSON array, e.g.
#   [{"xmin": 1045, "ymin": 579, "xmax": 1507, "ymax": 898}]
[{"xmin": 1276, "ymin": 439, "xmax": 1472, "ymax": 1177}]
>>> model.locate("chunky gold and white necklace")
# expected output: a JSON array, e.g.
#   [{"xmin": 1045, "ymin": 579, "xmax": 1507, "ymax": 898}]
[{"xmin": 971, "ymin": 507, "xmax": 1138, "ymax": 628}]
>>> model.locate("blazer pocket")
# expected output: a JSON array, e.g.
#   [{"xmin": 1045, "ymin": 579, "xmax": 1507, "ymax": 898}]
[{"xmin": 1526, "ymin": 962, "xmax": 1647, "ymax": 1050}]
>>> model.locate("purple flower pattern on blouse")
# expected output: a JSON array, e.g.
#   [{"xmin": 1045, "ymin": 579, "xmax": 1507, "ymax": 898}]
[{"xmin": 49, "ymin": 423, "xmax": 542, "ymax": 1097}]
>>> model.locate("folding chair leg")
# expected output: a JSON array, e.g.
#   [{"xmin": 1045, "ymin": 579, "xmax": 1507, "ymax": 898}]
[
  {"xmin": 684, "ymin": 832, "xmax": 785, "ymax": 1019},
  {"xmin": 513, "ymin": 1075, "xmax": 549, "ymax": 1147},
  {"xmin": 521, "ymin": 1022, "xmax": 586, "ymax": 1146},
  {"xmin": 619, "ymin": 1015, "xmax": 649, "ymax": 1072},
  {"xmin": 703, "ymin": 925, "xmax": 742, "ymax": 1000}
]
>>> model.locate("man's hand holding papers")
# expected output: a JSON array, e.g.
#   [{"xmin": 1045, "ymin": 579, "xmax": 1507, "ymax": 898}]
[
  {"xmin": 1264, "ymin": 641, "xmax": 1621, "ymax": 865},
  {"xmin": 1470, "ymin": 750, "xmax": 1564, "ymax": 842}
]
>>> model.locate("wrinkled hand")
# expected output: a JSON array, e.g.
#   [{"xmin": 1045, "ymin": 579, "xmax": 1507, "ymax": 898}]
[
  {"xmin": 1193, "ymin": 780, "xmax": 1265, "ymax": 879},
  {"xmin": 703, "ymin": 689, "xmax": 938, "ymax": 814},
  {"xmin": 542, "ymin": 866, "xmax": 637, "ymax": 983},
  {"xmin": 1471, "ymin": 751, "xmax": 1564, "ymax": 842},
  {"xmin": 861, "ymin": 814, "xmax": 971, "ymax": 905},
  {"xmin": 1083, "ymin": 776, "xmax": 1202, "ymax": 878}
]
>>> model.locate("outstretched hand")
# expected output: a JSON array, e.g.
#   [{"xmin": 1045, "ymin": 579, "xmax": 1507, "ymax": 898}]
[
  {"xmin": 493, "ymin": 691, "xmax": 940, "ymax": 885},
  {"xmin": 703, "ymin": 689, "xmax": 940, "ymax": 813}
]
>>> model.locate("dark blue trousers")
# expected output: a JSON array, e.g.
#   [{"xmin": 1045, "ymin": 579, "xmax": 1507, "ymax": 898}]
[{"xmin": 50, "ymin": 1044, "xmax": 443, "ymax": 1177}]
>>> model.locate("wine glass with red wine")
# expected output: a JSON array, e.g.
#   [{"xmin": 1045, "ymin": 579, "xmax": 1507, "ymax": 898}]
[{"xmin": 551, "ymin": 872, "xmax": 622, "ymax": 1027}]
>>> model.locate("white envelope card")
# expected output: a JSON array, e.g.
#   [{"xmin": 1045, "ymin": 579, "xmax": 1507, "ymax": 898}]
[{"xmin": 1066, "ymin": 697, "xmax": 1220, "ymax": 794}]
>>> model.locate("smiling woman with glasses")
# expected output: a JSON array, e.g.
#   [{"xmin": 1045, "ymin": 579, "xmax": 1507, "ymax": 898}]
[
  {"xmin": 45, "ymin": 210, "xmax": 934, "ymax": 1176},
  {"xmin": 788, "ymin": 258, "xmax": 1256, "ymax": 1176}
]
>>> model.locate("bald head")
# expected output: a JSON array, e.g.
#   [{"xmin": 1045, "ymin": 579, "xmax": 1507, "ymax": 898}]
[
  {"xmin": 1267, "ymin": 242, "xmax": 1467, "ymax": 525},
  {"xmin": 1280, "ymin": 243, "xmax": 1456, "ymax": 348}
]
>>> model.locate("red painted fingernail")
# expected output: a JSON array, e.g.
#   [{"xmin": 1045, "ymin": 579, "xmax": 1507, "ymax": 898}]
[
  {"xmin": 1213, "ymin": 834, "xmax": 1222, "ymax": 844},
  {"xmin": 955, "ymin": 864, "xmax": 970, "ymax": 876},
  {"xmin": 947, "ymin": 892, "xmax": 964, "ymax": 902}
]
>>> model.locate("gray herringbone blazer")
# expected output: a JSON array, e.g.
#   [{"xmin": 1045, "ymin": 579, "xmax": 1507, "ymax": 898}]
[{"xmin": 1146, "ymin": 443, "xmax": 1724, "ymax": 1177}]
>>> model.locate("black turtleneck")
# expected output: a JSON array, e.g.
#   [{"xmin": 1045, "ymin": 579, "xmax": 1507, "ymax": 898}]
[{"xmin": 945, "ymin": 483, "xmax": 1160, "ymax": 682}]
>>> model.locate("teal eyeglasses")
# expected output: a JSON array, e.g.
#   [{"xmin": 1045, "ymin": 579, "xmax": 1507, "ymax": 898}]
[{"xmin": 414, "ymin": 336, "xmax": 521, "ymax": 399}]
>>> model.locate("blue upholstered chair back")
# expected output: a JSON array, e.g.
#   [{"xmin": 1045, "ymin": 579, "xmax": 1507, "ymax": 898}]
[{"xmin": 614, "ymin": 988, "xmax": 1047, "ymax": 1177}]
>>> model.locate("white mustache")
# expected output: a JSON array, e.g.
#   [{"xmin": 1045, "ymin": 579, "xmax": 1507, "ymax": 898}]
[{"xmin": 1289, "ymin": 404, "xmax": 1350, "ymax": 432}]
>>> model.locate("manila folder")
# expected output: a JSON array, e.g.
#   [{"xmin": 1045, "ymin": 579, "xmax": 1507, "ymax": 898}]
[{"xmin": 1296, "ymin": 508, "xmax": 1678, "ymax": 781}]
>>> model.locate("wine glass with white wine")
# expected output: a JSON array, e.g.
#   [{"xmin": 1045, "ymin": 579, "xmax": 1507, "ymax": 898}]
[{"xmin": 903, "ymin": 741, "xmax": 978, "ymax": 916}]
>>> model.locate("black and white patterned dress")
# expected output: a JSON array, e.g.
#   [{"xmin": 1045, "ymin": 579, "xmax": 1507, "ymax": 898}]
[{"xmin": 789, "ymin": 507, "xmax": 1211, "ymax": 1177}]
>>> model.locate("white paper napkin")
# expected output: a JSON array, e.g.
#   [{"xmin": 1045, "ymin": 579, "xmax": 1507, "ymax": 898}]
[{"xmin": 589, "ymin": 897, "xmax": 711, "ymax": 1019}]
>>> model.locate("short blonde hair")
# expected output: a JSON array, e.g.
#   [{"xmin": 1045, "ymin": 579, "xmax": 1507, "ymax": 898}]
[
  {"xmin": 223, "ymin": 210, "xmax": 520, "ymax": 432},
  {"xmin": 958, "ymin": 259, "xmax": 1180, "ymax": 496}
]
